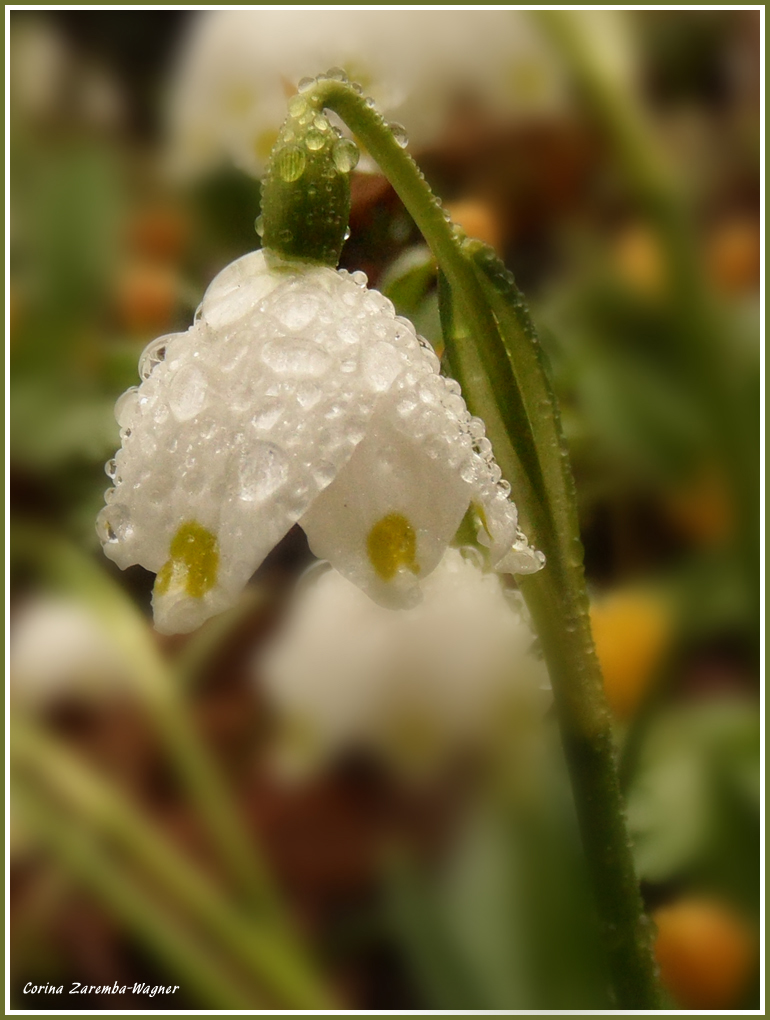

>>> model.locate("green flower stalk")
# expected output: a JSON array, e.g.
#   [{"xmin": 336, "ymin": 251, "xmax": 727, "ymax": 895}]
[{"xmin": 268, "ymin": 71, "xmax": 661, "ymax": 1009}]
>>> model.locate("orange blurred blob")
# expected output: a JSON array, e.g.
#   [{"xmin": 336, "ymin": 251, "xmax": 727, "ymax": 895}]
[
  {"xmin": 127, "ymin": 204, "xmax": 189, "ymax": 263},
  {"xmin": 590, "ymin": 588, "xmax": 670, "ymax": 718},
  {"xmin": 445, "ymin": 198, "xmax": 504, "ymax": 254},
  {"xmin": 706, "ymin": 217, "xmax": 760, "ymax": 295},
  {"xmin": 654, "ymin": 897, "xmax": 756, "ymax": 1009},
  {"xmin": 662, "ymin": 464, "xmax": 734, "ymax": 547},
  {"xmin": 115, "ymin": 262, "xmax": 179, "ymax": 334},
  {"xmin": 614, "ymin": 224, "xmax": 665, "ymax": 297}
]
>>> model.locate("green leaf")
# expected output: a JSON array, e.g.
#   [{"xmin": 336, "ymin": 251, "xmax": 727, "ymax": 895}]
[
  {"xmin": 380, "ymin": 244, "xmax": 436, "ymax": 316},
  {"xmin": 626, "ymin": 699, "xmax": 760, "ymax": 900}
]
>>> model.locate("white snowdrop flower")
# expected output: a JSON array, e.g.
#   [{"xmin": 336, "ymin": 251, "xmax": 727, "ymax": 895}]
[
  {"xmin": 261, "ymin": 548, "xmax": 550, "ymax": 779},
  {"xmin": 165, "ymin": 10, "xmax": 565, "ymax": 178},
  {"xmin": 97, "ymin": 248, "xmax": 542, "ymax": 635},
  {"xmin": 10, "ymin": 597, "xmax": 128, "ymax": 709}
]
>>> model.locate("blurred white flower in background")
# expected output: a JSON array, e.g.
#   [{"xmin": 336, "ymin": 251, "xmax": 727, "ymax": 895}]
[
  {"xmin": 99, "ymin": 249, "xmax": 542, "ymax": 635},
  {"xmin": 260, "ymin": 548, "xmax": 550, "ymax": 781},
  {"xmin": 165, "ymin": 9, "xmax": 566, "ymax": 178},
  {"xmin": 10, "ymin": 597, "xmax": 128, "ymax": 710}
]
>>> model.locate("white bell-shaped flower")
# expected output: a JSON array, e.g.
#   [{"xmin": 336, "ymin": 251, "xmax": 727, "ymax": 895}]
[
  {"xmin": 166, "ymin": 10, "xmax": 566, "ymax": 178},
  {"xmin": 11, "ymin": 597, "xmax": 129, "ymax": 709},
  {"xmin": 260, "ymin": 548, "xmax": 550, "ymax": 779},
  {"xmin": 98, "ymin": 249, "xmax": 542, "ymax": 634}
]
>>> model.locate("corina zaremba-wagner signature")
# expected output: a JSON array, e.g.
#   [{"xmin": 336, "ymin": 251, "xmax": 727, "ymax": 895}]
[{"xmin": 23, "ymin": 981, "xmax": 180, "ymax": 996}]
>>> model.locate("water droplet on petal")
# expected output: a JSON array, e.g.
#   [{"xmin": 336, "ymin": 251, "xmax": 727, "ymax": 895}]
[
  {"xmin": 114, "ymin": 386, "xmax": 139, "ymax": 427},
  {"xmin": 254, "ymin": 214, "xmax": 264, "ymax": 236},
  {"xmin": 104, "ymin": 458, "xmax": 117, "ymax": 479},
  {"xmin": 96, "ymin": 504, "xmax": 132, "ymax": 545},
  {"xmin": 168, "ymin": 365, "xmax": 208, "ymax": 421},
  {"xmin": 238, "ymin": 442, "xmax": 288, "ymax": 502},
  {"xmin": 297, "ymin": 77, "xmax": 315, "ymax": 93},
  {"xmin": 138, "ymin": 335, "xmax": 172, "ymax": 380},
  {"xmin": 262, "ymin": 339, "xmax": 331, "ymax": 377},
  {"xmin": 326, "ymin": 67, "xmax": 348, "ymax": 82}
]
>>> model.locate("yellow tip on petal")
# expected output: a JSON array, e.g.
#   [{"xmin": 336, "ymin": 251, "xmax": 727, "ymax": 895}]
[
  {"xmin": 367, "ymin": 513, "xmax": 420, "ymax": 582},
  {"xmin": 155, "ymin": 521, "xmax": 219, "ymax": 599}
]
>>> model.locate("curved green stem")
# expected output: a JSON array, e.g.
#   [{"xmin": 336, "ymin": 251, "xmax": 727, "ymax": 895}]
[{"xmin": 304, "ymin": 77, "xmax": 660, "ymax": 1008}]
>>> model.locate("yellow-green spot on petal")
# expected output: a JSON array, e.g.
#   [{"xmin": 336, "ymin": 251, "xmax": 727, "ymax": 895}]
[
  {"xmin": 154, "ymin": 521, "xmax": 219, "ymax": 600},
  {"xmin": 367, "ymin": 513, "xmax": 420, "ymax": 582},
  {"xmin": 472, "ymin": 501, "xmax": 493, "ymax": 541}
]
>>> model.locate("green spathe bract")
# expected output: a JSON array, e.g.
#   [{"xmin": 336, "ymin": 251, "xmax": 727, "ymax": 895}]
[{"xmin": 260, "ymin": 90, "xmax": 358, "ymax": 267}]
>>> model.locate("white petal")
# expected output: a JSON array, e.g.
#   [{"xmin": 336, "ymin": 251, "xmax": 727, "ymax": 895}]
[{"xmin": 300, "ymin": 377, "xmax": 477, "ymax": 607}]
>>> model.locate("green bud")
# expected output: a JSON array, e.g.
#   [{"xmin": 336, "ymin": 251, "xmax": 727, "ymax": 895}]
[{"xmin": 260, "ymin": 96, "xmax": 357, "ymax": 267}]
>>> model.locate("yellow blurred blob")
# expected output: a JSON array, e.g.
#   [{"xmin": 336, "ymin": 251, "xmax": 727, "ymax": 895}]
[
  {"xmin": 614, "ymin": 224, "xmax": 665, "ymax": 297},
  {"xmin": 254, "ymin": 127, "xmax": 280, "ymax": 163},
  {"xmin": 706, "ymin": 217, "xmax": 760, "ymax": 295},
  {"xmin": 662, "ymin": 464, "xmax": 734, "ymax": 547},
  {"xmin": 590, "ymin": 588, "xmax": 670, "ymax": 718},
  {"xmin": 653, "ymin": 897, "xmax": 756, "ymax": 1009},
  {"xmin": 445, "ymin": 198, "xmax": 504, "ymax": 254},
  {"xmin": 115, "ymin": 261, "xmax": 179, "ymax": 334}
]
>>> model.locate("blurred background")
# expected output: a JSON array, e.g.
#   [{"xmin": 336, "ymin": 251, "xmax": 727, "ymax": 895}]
[{"xmin": 9, "ymin": 9, "xmax": 761, "ymax": 1011}]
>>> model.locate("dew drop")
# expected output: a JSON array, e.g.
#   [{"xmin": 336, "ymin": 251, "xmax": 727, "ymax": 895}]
[
  {"xmin": 114, "ymin": 387, "xmax": 139, "ymax": 427},
  {"xmin": 276, "ymin": 293, "xmax": 319, "ymax": 329},
  {"xmin": 288, "ymin": 94, "xmax": 307, "ymax": 118},
  {"xmin": 138, "ymin": 335, "xmax": 172, "ymax": 380},
  {"xmin": 277, "ymin": 145, "xmax": 306, "ymax": 182},
  {"xmin": 254, "ymin": 214, "xmax": 264, "ymax": 236},
  {"xmin": 104, "ymin": 458, "xmax": 117, "ymax": 480},
  {"xmin": 389, "ymin": 122, "xmax": 409, "ymax": 148},
  {"xmin": 297, "ymin": 77, "xmax": 315, "ymax": 93},
  {"xmin": 313, "ymin": 115, "xmax": 329, "ymax": 132},
  {"xmin": 96, "ymin": 504, "xmax": 132, "ymax": 545},
  {"xmin": 305, "ymin": 130, "xmax": 325, "ymax": 151},
  {"xmin": 238, "ymin": 442, "xmax": 289, "ymax": 502},
  {"xmin": 332, "ymin": 138, "xmax": 359, "ymax": 173},
  {"xmin": 326, "ymin": 66, "xmax": 348, "ymax": 82},
  {"xmin": 313, "ymin": 461, "xmax": 337, "ymax": 488},
  {"xmin": 262, "ymin": 339, "xmax": 331, "ymax": 377},
  {"xmin": 168, "ymin": 364, "xmax": 208, "ymax": 421}
]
